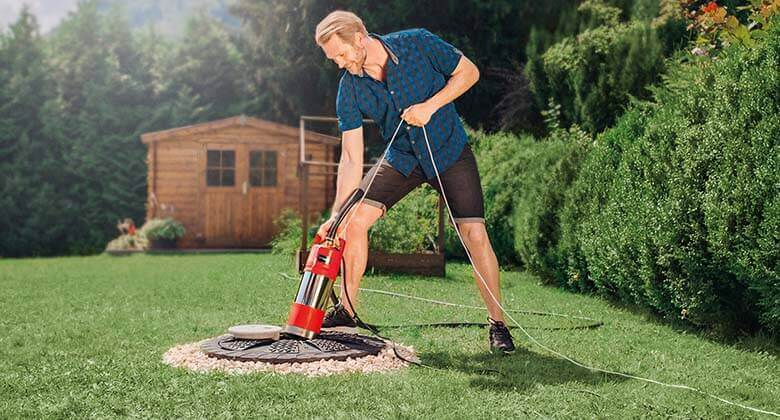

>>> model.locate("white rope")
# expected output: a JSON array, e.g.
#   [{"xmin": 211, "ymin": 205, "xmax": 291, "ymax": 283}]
[
  {"xmin": 318, "ymin": 117, "xmax": 779, "ymax": 417},
  {"xmin": 338, "ymin": 120, "xmax": 405, "ymax": 237},
  {"xmin": 417, "ymin": 126, "xmax": 779, "ymax": 418}
]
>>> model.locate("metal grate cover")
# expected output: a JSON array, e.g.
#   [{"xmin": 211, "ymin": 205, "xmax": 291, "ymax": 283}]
[{"xmin": 202, "ymin": 331, "xmax": 386, "ymax": 364}]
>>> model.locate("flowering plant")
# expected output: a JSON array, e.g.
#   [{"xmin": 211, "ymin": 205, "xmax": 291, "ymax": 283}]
[{"xmin": 681, "ymin": 0, "xmax": 779, "ymax": 55}]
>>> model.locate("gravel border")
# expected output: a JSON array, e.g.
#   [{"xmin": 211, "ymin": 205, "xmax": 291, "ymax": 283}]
[{"xmin": 162, "ymin": 337, "xmax": 419, "ymax": 377}]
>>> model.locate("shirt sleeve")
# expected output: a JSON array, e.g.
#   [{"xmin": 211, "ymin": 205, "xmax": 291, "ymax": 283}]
[
  {"xmin": 417, "ymin": 28, "xmax": 464, "ymax": 76},
  {"xmin": 336, "ymin": 74, "xmax": 363, "ymax": 132}
]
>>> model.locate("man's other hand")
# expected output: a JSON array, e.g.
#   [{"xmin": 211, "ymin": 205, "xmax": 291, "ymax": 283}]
[{"xmin": 315, "ymin": 217, "xmax": 337, "ymax": 241}]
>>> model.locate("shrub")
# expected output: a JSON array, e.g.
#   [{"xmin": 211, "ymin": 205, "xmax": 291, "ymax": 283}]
[
  {"xmin": 369, "ymin": 185, "xmax": 440, "ymax": 254},
  {"xmin": 105, "ymin": 234, "xmax": 148, "ymax": 251},
  {"xmin": 512, "ymin": 126, "xmax": 592, "ymax": 281},
  {"xmin": 557, "ymin": 18, "xmax": 780, "ymax": 333},
  {"xmin": 470, "ymin": 129, "xmax": 536, "ymax": 267},
  {"xmin": 270, "ymin": 208, "xmax": 303, "ymax": 259},
  {"xmin": 526, "ymin": 0, "xmax": 675, "ymax": 134},
  {"xmin": 469, "ymin": 126, "xmax": 591, "ymax": 271},
  {"xmin": 269, "ymin": 188, "xmax": 441, "ymax": 258},
  {"xmin": 557, "ymin": 108, "xmax": 647, "ymax": 293},
  {"xmin": 138, "ymin": 218, "xmax": 185, "ymax": 241}
]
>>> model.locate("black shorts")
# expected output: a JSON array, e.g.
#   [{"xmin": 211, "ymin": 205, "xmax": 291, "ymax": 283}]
[{"xmin": 358, "ymin": 143, "xmax": 485, "ymax": 224}]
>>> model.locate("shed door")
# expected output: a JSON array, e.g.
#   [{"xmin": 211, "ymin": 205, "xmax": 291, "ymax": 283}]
[
  {"xmin": 243, "ymin": 146, "xmax": 285, "ymax": 247},
  {"xmin": 203, "ymin": 145, "xmax": 244, "ymax": 247},
  {"xmin": 202, "ymin": 143, "xmax": 285, "ymax": 248}
]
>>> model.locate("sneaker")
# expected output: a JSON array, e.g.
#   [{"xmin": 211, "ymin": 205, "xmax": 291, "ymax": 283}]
[
  {"xmin": 488, "ymin": 317, "xmax": 516, "ymax": 354},
  {"xmin": 320, "ymin": 303, "xmax": 357, "ymax": 334}
]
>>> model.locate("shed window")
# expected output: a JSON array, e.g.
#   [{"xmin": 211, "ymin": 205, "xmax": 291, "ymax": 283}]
[
  {"xmin": 249, "ymin": 150, "xmax": 277, "ymax": 187},
  {"xmin": 206, "ymin": 150, "xmax": 235, "ymax": 187}
]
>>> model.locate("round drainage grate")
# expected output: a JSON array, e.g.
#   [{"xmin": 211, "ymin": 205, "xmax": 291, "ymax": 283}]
[{"xmin": 201, "ymin": 331, "xmax": 387, "ymax": 364}]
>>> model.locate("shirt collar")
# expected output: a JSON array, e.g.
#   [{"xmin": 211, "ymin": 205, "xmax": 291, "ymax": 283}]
[{"xmin": 369, "ymin": 32, "xmax": 399, "ymax": 65}]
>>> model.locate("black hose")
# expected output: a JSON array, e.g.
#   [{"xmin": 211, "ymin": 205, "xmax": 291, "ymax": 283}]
[
  {"xmin": 338, "ymin": 259, "xmax": 457, "ymax": 372},
  {"xmin": 325, "ymin": 188, "xmax": 365, "ymax": 241}
]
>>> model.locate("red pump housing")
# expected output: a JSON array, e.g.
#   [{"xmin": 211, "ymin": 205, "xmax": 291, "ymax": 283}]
[{"xmin": 282, "ymin": 234, "xmax": 346, "ymax": 339}]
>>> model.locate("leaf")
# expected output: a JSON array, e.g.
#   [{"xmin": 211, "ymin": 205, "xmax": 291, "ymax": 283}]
[
  {"xmin": 725, "ymin": 16, "xmax": 740, "ymax": 30},
  {"xmin": 751, "ymin": 29, "xmax": 767, "ymax": 39},
  {"xmin": 712, "ymin": 8, "xmax": 727, "ymax": 24}
]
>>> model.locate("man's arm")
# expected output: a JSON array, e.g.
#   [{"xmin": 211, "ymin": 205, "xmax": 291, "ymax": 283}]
[
  {"xmin": 401, "ymin": 55, "xmax": 479, "ymax": 126},
  {"xmin": 425, "ymin": 55, "xmax": 479, "ymax": 112},
  {"xmin": 330, "ymin": 126, "xmax": 364, "ymax": 216}
]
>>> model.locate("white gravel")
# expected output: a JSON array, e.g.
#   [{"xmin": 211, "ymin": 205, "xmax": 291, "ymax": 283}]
[{"xmin": 162, "ymin": 337, "xmax": 419, "ymax": 377}]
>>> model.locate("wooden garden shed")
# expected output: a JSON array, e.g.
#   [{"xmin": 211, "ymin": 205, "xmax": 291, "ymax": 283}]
[{"xmin": 140, "ymin": 115, "xmax": 339, "ymax": 249}]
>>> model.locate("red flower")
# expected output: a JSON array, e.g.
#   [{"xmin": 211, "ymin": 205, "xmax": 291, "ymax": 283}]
[{"xmin": 703, "ymin": 1, "xmax": 718, "ymax": 13}]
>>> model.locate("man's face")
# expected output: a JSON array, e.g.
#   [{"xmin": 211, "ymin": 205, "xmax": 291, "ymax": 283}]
[{"xmin": 321, "ymin": 33, "xmax": 367, "ymax": 76}]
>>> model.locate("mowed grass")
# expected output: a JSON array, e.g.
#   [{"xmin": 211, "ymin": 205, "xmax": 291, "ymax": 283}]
[{"xmin": 0, "ymin": 253, "xmax": 778, "ymax": 419}]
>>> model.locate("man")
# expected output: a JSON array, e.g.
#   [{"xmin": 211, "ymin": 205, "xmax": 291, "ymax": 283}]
[{"xmin": 314, "ymin": 11, "xmax": 515, "ymax": 354}]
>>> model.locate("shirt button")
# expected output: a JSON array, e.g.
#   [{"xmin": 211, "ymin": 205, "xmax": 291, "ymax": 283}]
[
  {"xmin": 411, "ymin": 140, "xmax": 415, "ymax": 144},
  {"xmin": 406, "ymin": 126, "xmax": 411, "ymax": 130},
  {"xmin": 390, "ymin": 90, "xmax": 395, "ymax": 94}
]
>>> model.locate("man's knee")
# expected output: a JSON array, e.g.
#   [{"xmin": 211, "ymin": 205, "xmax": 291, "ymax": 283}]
[
  {"xmin": 339, "ymin": 203, "xmax": 382, "ymax": 248},
  {"xmin": 459, "ymin": 222, "xmax": 489, "ymax": 248},
  {"xmin": 348, "ymin": 203, "xmax": 382, "ymax": 230}
]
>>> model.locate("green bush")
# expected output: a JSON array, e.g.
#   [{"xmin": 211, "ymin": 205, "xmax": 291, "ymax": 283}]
[
  {"xmin": 557, "ymin": 109, "xmax": 647, "ymax": 293},
  {"xmin": 512, "ymin": 126, "xmax": 592, "ymax": 281},
  {"xmin": 526, "ymin": 0, "xmax": 674, "ymax": 134},
  {"xmin": 557, "ymin": 19, "xmax": 780, "ymax": 333},
  {"xmin": 139, "ymin": 218, "xmax": 185, "ymax": 241},
  {"xmin": 469, "ymin": 126, "xmax": 591, "ymax": 271},
  {"xmin": 270, "ymin": 208, "xmax": 303, "ymax": 259},
  {"xmin": 369, "ymin": 185, "xmax": 440, "ymax": 254},
  {"xmin": 269, "ymin": 188, "xmax": 441, "ymax": 258},
  {"xmin": 470, "ymin": 130, "xmax": 533, "ymax": 266}
]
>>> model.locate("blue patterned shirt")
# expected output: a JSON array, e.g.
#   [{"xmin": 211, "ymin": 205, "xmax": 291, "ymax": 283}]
[{"xmin": 335, "ymin": 28, "xmax": 469, "ymax": 179}]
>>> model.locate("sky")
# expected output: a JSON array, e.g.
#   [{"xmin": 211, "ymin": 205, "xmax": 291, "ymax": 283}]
[{"xmin": 1, "ymin": 0, "xmax": 80, "ymax": 33}]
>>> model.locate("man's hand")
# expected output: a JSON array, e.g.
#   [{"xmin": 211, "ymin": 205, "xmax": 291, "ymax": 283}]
[
  {"xmin": 315, "ymin": 216, "xmax": 337, "ymax": 241},
  {"xmin": 401, "ymin": 101, "xmax": 437, "ymax": 127}
]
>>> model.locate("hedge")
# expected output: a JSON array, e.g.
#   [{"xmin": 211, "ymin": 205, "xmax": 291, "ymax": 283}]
[{"xmin": 551, "ymin": 22, "xmax": 780, "ymax": 333}]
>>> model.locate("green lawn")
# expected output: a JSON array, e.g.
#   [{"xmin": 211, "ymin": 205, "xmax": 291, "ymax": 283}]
[{"xmin": 1, "ymin": 253, "xmax": 777, "ymax": 418}]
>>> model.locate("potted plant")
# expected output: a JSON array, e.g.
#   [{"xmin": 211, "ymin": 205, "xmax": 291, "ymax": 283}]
[{"xmin": 140, "ymin": 218, "xmax": 185, "ymax": 249}]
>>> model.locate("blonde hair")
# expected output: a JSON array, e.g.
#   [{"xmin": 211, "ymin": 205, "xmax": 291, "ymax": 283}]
[{"xmin": 315, "ymin": 11, "xmax": 368, "ymax": 46}]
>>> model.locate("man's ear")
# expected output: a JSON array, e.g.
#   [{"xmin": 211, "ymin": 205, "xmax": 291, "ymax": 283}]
[{"xmin": 354, "ymin": 31, "xmax": 367, "ymax": 47}]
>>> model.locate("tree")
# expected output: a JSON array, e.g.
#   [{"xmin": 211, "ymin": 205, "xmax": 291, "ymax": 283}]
[
  {"xmin": 0, "ymin": 6, "xmax": 63, "ymax": 257},
  {"xmin": 43, "ymin": 1, "xmax": 155, "ymax": 253},
  {"xmin": 166, "ymin": 12, "xmax": 250, "ymax": 122},
  {"xmin": 230, "ymin": 0, "xmax": 577, "ymax": 130}
]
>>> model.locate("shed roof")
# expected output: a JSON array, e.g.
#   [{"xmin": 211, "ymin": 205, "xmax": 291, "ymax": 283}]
[{"xmin": 140, "ymin": 115, "xmax": 340, "ymax": 146}]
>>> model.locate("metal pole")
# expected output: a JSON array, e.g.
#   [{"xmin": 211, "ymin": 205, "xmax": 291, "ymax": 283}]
[{"xmin": 299, "ymin": 118, "xmax": 307, "ymax": 252}]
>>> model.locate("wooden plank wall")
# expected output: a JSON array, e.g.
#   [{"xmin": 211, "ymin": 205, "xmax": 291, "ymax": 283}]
[
  {"xmin": 144, "ymin": 125, "xmax": 337, "ymax": 248},
  {"xmin": 148, "ymin": 141, "xmax": 201, "ymax": 247}
]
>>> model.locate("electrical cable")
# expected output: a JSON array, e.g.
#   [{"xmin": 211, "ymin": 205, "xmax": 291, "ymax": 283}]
[
  {"xmin": 329, "ymin": 284, "xmax": 604, "ymax": 331},
  {"xmin": 278, "ymin": 272, "xmax": 604, "ymax": 331}
]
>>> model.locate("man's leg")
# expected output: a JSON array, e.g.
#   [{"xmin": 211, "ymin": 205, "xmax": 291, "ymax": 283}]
[
  {"xmin": 457, "ymin": 221, "xmax": 505, "ymax": 322},
  {"xmin": 332, "ymin": 160, "xmax": 424, "ymax": 317},
  {"xmin": 335, "ymin": 202, "xmax": 383, "ymax": 316},
  {"xmin": 427, "ymin": 144, "xmax": 506, "ymax": 323}
]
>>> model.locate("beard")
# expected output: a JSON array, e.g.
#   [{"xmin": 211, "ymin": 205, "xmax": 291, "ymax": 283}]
[{"xmin": 348, "ymin": 42, "xmax": 368, "ymax": 76}]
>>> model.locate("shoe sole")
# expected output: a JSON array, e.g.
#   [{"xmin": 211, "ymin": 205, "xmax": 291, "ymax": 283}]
[
  {"xmin": 321, "ymin": 325, "xmax": 358, "ymax": 334},
  {"xmin": 490, "ymin": 346, "xmax": 516, "ymax": 355}
]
